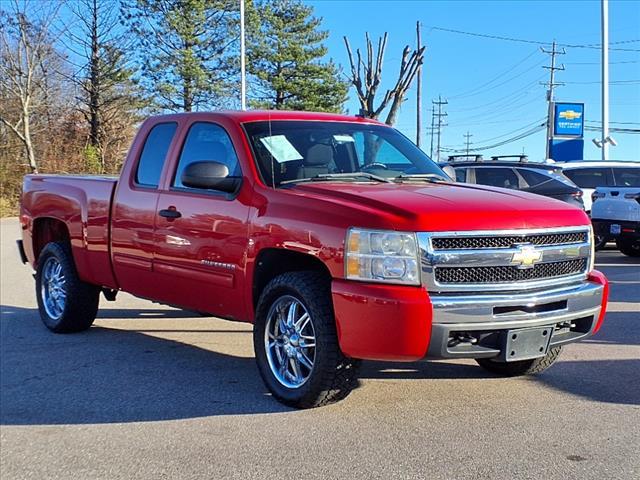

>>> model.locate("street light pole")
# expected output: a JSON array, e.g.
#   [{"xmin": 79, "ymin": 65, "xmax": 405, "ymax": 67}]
[
  {"xmin": 240, "ymin": 0, "xmax": 246, "ymax": 111},
  {"xmin": 601, "ymin": 0, "xmax": 609, "ymax": 161}
]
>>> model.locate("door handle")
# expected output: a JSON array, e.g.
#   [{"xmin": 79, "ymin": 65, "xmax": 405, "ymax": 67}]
[{"xmin": 159, "ymin": 208, "xmax": 182, "ymax": 219}]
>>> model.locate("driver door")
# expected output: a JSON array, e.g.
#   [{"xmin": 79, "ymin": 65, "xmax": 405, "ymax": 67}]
[{"xmin": 152, "ymin": 121, "xmax": 250, "ymax": 320}]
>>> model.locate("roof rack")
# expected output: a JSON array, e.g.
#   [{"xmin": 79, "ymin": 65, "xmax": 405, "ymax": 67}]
[
  {"xmin": 447, "ymin": 154, "xmax": 484, "ymax": 162},
  {"xmin": 489, "ymin": 155, "xmax": 529, "ymax": 163}
]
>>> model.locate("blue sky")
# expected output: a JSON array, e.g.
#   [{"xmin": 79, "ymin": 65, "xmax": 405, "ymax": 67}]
[{"xmin": 307, "ymin": 0, "xmax": 640, "ymax": 161}]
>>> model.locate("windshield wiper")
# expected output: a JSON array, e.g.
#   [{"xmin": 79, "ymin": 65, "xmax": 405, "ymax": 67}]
[
  {"xmin": 393, "ymin": 173, "xmax": 449, "ymax": 183},
  {"xmin": 282, "ymin": 172, "xmax": 393, "ymax": 185}
]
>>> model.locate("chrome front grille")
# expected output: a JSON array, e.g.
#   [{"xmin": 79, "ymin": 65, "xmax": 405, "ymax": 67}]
[
  {"xmin": 431, "ymin": 232, "xmax": 588, "ymax": 250},
  {"xmin": 435, "ymin": 258, "xmax": 588, "ymax": 284},
  {"xmin": 418, "ymin": 227, "xmax": 592, "ymax": 293}
]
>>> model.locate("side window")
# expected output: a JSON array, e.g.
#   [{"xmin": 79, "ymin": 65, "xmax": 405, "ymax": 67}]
[
  {"xmin": 454, "ymin": 168, "xmax": 467, "ymax": 182},
  {"xmin": 518, "ymin": 169, "xmax": 550, "ymax": 187},
  {"xmin": 563, "ymin": 168, "xmax": 613, "ymax": 189},
  {"xmin": 173, "ymin": 122, "xmax": 241, "ymax": 189},
  {"xmin": 135, "ymin": 122, "xmax": 178, "ymax": 187},
  {"xmin": 474, "ymin": 167, "xmax": 519, "ymax": 189},
  {"xmin": 612, "ymin": 168, "xmax": 640, "ymax": 187}
]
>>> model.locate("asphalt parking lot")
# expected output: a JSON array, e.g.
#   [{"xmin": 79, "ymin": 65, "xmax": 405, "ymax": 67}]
[{"xmin": 1, "ymin": 217, "xmax": 638, "ymax": 480}]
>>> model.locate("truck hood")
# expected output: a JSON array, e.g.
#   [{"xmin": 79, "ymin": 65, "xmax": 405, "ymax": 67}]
[{"xmin": 290, "ymin": 181, "xmax": 589, "ymax": 231}]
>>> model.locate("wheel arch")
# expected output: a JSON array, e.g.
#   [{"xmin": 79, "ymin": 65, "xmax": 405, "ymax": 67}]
[
  {"xmin": 252, "ymin": 248, "xmax": 332, "ymax": 311},
  {"xmin": 32, "ymin": 217, "xmax": 71, "ymax": 264}
]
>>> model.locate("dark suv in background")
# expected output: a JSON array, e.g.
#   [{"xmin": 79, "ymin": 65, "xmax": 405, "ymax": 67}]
[{"xmin": 443, "ymin": 155, "xmax": 585, "ymax": 210}]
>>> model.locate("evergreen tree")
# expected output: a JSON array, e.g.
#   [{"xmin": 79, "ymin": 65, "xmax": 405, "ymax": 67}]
[
  {"xmin": 122, "ymin": 0, "xmax": 238, "ymax": 112},
  {"xmin": 248, "ymin": 0, "xmax": 347, "ymax": 112}
]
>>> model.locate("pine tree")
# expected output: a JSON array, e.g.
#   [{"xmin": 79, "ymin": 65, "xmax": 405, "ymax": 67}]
[
  {"xmin": 122, "ymin": 0, "xmax": 238, "ymax": 112},
  {"xmin": 248, "ymin": 0, "xmax": 347, "ymax": 112}
]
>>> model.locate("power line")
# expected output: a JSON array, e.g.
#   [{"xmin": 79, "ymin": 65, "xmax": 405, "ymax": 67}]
[
  {"xmin": 447, "ymin": 118, "xmax": 546, "ymax": 147},
  {"xmin": 448, "ymin": 125, "xmax": 545, "ymax": 153},
  {"xmin": 562, "ymin": 79, "xmax": 640, "ymax": 84},
  {"xmin": 447, "ymin": 49, "xmax": 541, "ymax": 99},
  {"xmin": 565, "ymin": 60, "xmax": 640, "ymax": 65},
  {"xmin": 427, "ymin": 26, "xmax": 640, "ymax": 52}
]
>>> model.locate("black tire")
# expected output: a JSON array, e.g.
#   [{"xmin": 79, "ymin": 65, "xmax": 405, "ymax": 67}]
[
  {"xmin": 35, "ymin": 242, "xmax": 100, "ymax": 333},
  {"xmin": 594, "ymin": 234, "xmax": 608, "ymax": 251},
  {"xmin": 475, "ymin": 346, "xmax": 562, "ymax": 376},
  {"xmin": 253, "ymin": 271, "xmax": 360, "ymax": 408},
  {"xmin": 616, "ymin": 237, "xmax": 640, "ymax": 257}
]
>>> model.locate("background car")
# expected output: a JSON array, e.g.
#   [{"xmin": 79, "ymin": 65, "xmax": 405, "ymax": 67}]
[
  {"xmin": 559, "ymin": 161, "xmax": 640, "ymax": 213},
  {"xmin": 444, "ymin": 156, "xmax": 585, "ymax": 210},
  {"xmin": 591, "ymin": 186, "xmax": 640, "ymax": 257}
]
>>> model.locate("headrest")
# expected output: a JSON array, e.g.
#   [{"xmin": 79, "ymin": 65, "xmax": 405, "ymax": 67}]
[{"xmin": 305, "ymin": 144, "xmax": 333, "ymax": 166}]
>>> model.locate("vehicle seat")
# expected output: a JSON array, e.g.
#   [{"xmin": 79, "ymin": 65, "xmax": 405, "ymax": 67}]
[{"xmin": 299, "ymin": 144, "xmax": 335, "ymax": 178}]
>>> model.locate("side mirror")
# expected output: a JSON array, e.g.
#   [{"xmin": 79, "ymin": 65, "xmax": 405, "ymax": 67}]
[{"xmin": 181, "ymin": 161, "xmax": 240, "ymax": 193}]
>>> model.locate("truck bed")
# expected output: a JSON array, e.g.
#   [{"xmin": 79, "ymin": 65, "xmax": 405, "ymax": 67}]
[{"xmin": 21, "ymin": 174, "xmax": 119, "ymax": 288}]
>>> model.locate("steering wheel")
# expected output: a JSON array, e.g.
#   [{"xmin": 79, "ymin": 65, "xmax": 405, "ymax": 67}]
[{"xmin": 361, "ymin": 162, "xmax": 388, "ymax": 171}]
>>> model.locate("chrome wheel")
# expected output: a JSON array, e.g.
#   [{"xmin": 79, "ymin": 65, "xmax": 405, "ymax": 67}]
[
  {"xmin": 264, "ymin": 295, "xmax": 316, "ymax": 389},
  {"xmin": 41, "ymin": 257, "xmax": 66, "ymax": 320}
]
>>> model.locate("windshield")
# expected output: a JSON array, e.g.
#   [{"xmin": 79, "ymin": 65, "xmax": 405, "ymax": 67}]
[{"xmin": 243, "ymin": 121, "xmax": 446, "ymax": 187}]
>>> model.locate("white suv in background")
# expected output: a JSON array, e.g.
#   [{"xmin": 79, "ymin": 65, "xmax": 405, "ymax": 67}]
[{"xmin": 559, "ymin": 161, "xmax": 640, "ymax": 213}]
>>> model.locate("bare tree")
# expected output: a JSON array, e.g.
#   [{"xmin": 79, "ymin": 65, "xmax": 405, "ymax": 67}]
[
  {"xmin": 0, "ymin": 1, "xmax": 61, "ymax": 173},
  {"xmin": 65, "ymin": 0, "xmax": 142, "ymax": 172},
  {"xmin": 344, "ymin": 32, "xmax": 425, "ymax": 126}
]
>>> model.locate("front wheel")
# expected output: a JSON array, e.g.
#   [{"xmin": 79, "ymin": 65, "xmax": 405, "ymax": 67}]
[
  {"xmin": 35, "ymin": 242, "xmax": 100, "ymax": 333},
  {"xmin": 616, "ymin": 237, "xmax": 640, "ymax": 257},
  {"xmin": 253, "ymin": 271, "xmax": 360, "ymax": 408},
  {"xmin": 476, "ymin": 346, "xmax": 562, "ymax": 376}
]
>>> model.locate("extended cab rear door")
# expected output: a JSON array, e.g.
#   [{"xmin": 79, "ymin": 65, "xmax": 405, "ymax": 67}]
[
  {"xmin": 152, "ymin": 120, "xmax": 251, "ymax": 319},
  {"xmin": 111, "ymin": 120, "xmax": 181, "ymax": 298}
]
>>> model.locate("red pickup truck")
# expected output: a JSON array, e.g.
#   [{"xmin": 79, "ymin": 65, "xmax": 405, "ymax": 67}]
[{"xmin": 18, "ymin": 111, "xmax": 608, "ymax": 408}]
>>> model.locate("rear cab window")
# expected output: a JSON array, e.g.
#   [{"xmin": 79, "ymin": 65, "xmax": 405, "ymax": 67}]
[{"xmin": 135, "ymin": 122, "xmax": 178, "ymax": 187}]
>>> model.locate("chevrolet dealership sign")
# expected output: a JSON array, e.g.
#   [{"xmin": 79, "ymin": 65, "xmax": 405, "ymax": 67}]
[{"xmin": 554, "ymin": 103, "xmax": 584, "ymax": 137}]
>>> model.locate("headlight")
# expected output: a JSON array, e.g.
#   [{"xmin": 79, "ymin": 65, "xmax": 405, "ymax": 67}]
[
  {"xmin": 345, "ymin": 228, "xmax": 420, "ymax": 285},
  {"xmin": 588, "ymin": 225, "xmax": 595, "ymax": 272}
]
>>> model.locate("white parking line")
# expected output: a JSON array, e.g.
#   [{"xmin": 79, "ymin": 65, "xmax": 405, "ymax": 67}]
[{"xmin": 595, "ymin": 263, "xmax": 640, "ymax": 267}]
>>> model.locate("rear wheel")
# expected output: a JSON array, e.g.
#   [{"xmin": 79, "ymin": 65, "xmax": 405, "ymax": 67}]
[
  {"xmin": 476, "ymin": 346, "xmax": 562, "ymax": 376},
  {"xmin": 35, "ymin": 242, "xmax": 100, "ymax": 333},
  {"xmin": 254, "ymin": 271, "xmax": 360, "ymax": 408},
  {"xmin": 616, "ymin": 237, "xmax": 640, "ymax": 257}
]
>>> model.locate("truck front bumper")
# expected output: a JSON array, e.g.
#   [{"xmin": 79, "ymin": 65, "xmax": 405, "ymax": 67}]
[{"xmin": 331, "ymin": 271, "xmax": 608, "ymax": 362}]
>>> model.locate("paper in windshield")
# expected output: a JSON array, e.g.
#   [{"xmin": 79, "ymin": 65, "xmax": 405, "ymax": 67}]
[{"xmin": 259, "ymin": 135, "xmax": 303, "ymax": 163}]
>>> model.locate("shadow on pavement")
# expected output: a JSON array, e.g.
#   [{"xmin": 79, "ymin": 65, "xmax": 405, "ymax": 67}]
[
  {"xmin": 1, "ymin": 305, "xmax": 292, "ymax": 425},
  {"xmin": 1, "ymin": 304, "xmax": 638, "ymax": 427}
]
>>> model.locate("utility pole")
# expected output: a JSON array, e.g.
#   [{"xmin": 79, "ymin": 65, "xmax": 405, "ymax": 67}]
[
  {"xmin": 541, "ymin": 40, "xmax": 565, "ymax": 160},
  {"xmin": 429, "ymin": 106, "xmax": 436, "ymax": 159},
  {"xmin": 601, "ymin": 0, "xmax": 609, "ymax": 161},
  {"xmin": 432, "ymin": 95, "xmax": 448, "ymax": 162},
  {"xmin": 464, "ymin": 131, "xmax": 473, "ymax": 156},
  {"xmin": 416, "ymin": 21, "xmax": 422, "ymax": 148},
  {"xmin": 240, "ymin": 0, "xmax": 246, "ymax": 110}
]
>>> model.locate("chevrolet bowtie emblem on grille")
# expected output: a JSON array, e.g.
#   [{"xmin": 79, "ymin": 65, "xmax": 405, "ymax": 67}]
[{"xmin": 511, "ymin": 244, "xmax": 542, "ymax": 269}]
